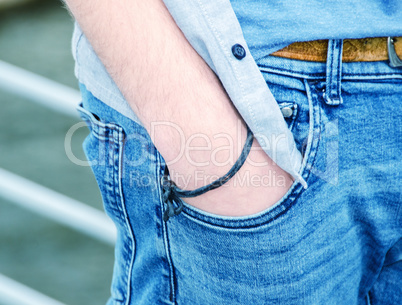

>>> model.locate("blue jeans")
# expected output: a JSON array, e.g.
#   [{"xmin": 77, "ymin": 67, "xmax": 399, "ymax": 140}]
[{"xmin": 78, "ymin": 41, "xmax": 401, "ymax": 305}]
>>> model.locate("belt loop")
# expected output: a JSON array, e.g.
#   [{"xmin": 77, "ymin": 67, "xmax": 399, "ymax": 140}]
[{"xmin": 324, "ymin": 39, "xmax": 343, "ymax": 106}]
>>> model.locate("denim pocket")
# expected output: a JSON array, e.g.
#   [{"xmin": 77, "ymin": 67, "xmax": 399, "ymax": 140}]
[
  {"xmin": 77, "ymin": 105, "xmax": 135, "ymax": 303},
  {"xmin": 163, "ymin": 78, "xmax": 323, "ymax": 304},
  {"xmin": 170, "ymin": 78, "xmax": 320, "ymax": 230}
]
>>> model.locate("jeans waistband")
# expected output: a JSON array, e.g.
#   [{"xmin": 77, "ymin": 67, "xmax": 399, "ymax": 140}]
[
  {"xmin": 259, "ymin": 39, "xmax": 402, "ymax": 107},
  {"xmin": 271, "ymin": 37, "xmax": 402, "ymax": 63},
  {"xmin": 258, "ymin": 45, "xmax": 402, "ymax": 81}
]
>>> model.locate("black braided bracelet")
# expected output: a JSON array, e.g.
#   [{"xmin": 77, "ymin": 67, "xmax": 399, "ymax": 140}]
[{"xmin": 161, "ymin": 126, "xmax": 254, "ymax": 221}]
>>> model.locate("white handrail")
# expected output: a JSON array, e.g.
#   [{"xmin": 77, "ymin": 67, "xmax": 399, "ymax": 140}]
[
  {"xmin": 0, "ymin": 60, "xmax": 81, "ymax": 117},
  {"xmin": 0, "ymin": 168, "xmax": 116, "ymax": 246},
  {"xmin": 0, "ymin": 273, "xmax": 68, "ymax": 305}
]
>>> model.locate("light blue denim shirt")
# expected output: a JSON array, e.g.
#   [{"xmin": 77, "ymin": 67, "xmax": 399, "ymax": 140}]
[
  {"xmin": 72, "ymin": 1, "xmax": 306, "ymax": 185},
  {"xmin": 72, "ymin": 0, "xmax": 402, "ymax": 186}
]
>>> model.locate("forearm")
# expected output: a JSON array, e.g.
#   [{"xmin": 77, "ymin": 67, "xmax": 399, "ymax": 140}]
[
  {"xmin": 64, "ymin": 0, "xmax": 292, "ymax": 215},
  {"xmin": 65, "ymin": 0, "xmax": 239, "ymax": 176}
]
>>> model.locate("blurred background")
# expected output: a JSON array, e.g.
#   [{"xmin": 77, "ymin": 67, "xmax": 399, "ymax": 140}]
[{"xmin": 0, "ymin": 0, "xmax": 114, "ymax": 304}]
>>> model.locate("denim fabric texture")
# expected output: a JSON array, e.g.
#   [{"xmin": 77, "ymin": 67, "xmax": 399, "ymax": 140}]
[{"xmin": 78, "ymin": 47, "xmax": 402, "ymax": 304}]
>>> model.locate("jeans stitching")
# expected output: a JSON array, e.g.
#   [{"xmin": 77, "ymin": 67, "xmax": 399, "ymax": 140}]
[
  {"xmin": 258, "ymin": 66, "xmax": 402, "ymax": 80},
  {"xmin": 115, "ymin": 129, "xmax": 136, "ymax": 305},
  {"xmin": 80, "ymin": 101, "xmax": 135, "ymax": 303},
  {"xmin": 158, "ymin": 160, "xmax": 177, "ymax": 304}
]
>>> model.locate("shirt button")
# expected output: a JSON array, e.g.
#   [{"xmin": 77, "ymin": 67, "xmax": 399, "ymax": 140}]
[{"xmin": 232, "ymin": 44, "xmax": 246, "ymax": 60}]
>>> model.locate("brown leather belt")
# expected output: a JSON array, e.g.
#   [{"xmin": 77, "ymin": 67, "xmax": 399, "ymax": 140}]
[{"xmin": 271, "ymin": 37, "xmax": 402, "ymax": 62}]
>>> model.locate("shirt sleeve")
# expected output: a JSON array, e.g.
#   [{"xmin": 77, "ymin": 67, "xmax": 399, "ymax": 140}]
[{"xmin": 163, "ymin": 0, "xmax": 306, "ymax": 186}]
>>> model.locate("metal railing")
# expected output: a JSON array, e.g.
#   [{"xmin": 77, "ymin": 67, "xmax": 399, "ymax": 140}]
[
  {"xmin": 0, "ymin": 168, "xmax": 116, "ymax": 245},
  {"xmin": 0, "ymin": 274, "xmax": 68, "ymax": 305},
  {"xmin": 0, "ymin": 60, "xmax": 81, "ymax": 118},
  {"xmin": 0, "ymin": 61, "xmax": 114, "ymax": 305}
]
